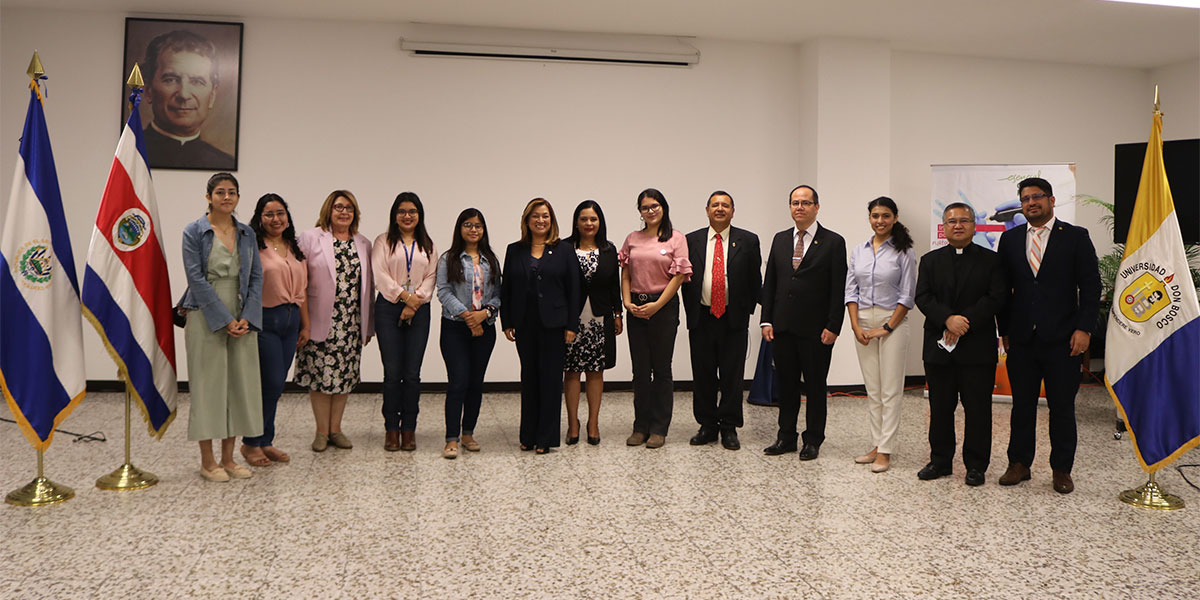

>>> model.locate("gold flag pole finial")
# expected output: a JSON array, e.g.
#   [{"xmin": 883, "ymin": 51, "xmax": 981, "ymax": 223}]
[
  {"xmin": 1153, "ymin": 84, "xmax": 1160, "ymax": 113},
  {"xmin": 26, "ymin": 51, "xmax": 45, "ymax": 80},
  {"xmin": 127, "ymin": 63, "xmax": 145, "ymax": 89}
]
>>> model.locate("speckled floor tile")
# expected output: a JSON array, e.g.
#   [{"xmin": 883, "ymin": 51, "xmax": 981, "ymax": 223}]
[{"xmin": 3, "ymin": 386, "xmax": 1200, "ymax": 599}]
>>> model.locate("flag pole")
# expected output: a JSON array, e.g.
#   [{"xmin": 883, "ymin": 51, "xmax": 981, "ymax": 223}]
[
  {"xmin": 1115, "ymin": 87, "xmax": 1184, "ymax": 511},
  {"xmin": 5, "ymin": 52, "xmax": 77, "ymax": 507},
  {"xmin": 95, "ymin": 379, "xmax": 159, "ymax": 490},
  {"xmin": 95, "ymin": 64, "xmax": 158, "ymax": 491}
]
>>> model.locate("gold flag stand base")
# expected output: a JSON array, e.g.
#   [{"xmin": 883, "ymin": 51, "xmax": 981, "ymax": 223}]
[
  {"xmin": 96, "ymin": 384, "xmax": 158, "ymax": 491},
  {"xmin": 6, "ymin": 450, "xmax": 74, "ymax": 506},
  {"xmin": 96, "ymin": 463, "xmax": 158, "ymax": 491},
  {"xmin": 1119, "ymin": 473, "xmax": 1184, "ymax": 510}
]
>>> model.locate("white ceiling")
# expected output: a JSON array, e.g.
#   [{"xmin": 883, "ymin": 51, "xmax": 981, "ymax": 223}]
[{"xmin": 10, "ymin": 0, "xmax": 1200, "ymax": 69}]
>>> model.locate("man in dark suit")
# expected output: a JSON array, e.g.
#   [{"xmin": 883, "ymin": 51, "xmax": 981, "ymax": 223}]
[
  {"xmin": 915, "ymin": 203, "xmax": 1007, "ymax": 486},
  {"xmin": 760, "ymin": 185, "xmax": 846, "ymax": 460},
  {"xmin": 682, "ymin": 191, "xmax": 762, "ymax": 451},
  {"xmin": 997, "ymin": 177, "xmax": 1101, "ymax": 494}
]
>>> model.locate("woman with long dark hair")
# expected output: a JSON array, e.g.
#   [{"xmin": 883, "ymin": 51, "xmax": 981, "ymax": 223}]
[
  {"xmin": 436, "ymin": 208, "xmax": 502, "ymax": 459},
  {"xmin": 372, "ymin": 192, "xmax": 436, "ymax": 452},
  {"xmin": 845, "ymin": 196, "xmax": 915, "ymax": 473},
  {"xmin": 563, "ymin": 200, "xmax": 622, "ymax": 445},
  {"xmin": 239, "ymin": 193, "xmax": 307, "ymax": 467},
  {"xmin": 179, "ymin": 173, "xmax": 263, "ymax": 481},
  {"xmin": 500, "ymin": 199, "xmax": 582, "ymax": 454},
  {"xmin": 619, "ymin": 188, "xmax": 691, "ymax": 449}
]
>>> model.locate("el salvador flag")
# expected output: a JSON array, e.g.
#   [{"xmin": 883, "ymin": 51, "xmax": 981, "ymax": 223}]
[
  {"xmin": 0, "ymin": 79, "xmax": 87, "ymax": 450},
  {"xmin": 82, "ymin": 88, "xmax": 178, "ymax": 438}
]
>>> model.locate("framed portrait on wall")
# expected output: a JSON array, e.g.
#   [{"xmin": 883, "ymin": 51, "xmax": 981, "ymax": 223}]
[{"xmin": 122, "ymin": 18, "xmax": 243, "ymax": 171}]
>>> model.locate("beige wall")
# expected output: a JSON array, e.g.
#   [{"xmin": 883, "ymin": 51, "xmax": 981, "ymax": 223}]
[{"xmin": 2, "ymin": 8, "xmax": 1197, "ymax": 385}]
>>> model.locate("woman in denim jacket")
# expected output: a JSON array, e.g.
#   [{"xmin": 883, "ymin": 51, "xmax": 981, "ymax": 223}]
[
  {"xmin": 178, "ymin": 173, "xmax": 264, "ymax": 482},
  {"xmin": 435, "ymin": 208, "xmax": 501, "ymax": 459}
]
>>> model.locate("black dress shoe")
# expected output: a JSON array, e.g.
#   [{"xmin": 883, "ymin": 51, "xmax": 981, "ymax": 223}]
[
  {"xmin": 566, "ymin": 419, "xmax": 580, "ymax": 445},
  {"xmin": 689, "ymin": 425, "xmax": 719, "ymax": 446},
  {"xmin": 763, "ymin": 439, "xmax": 798, "ymax": 455},
  {"xmin": 586, "ymin": 435, "xmax": 600, "ymax": 446},
  {"xmin": 965, "ymin": 469, "xmax": 985, "ymax": 487},
  {"xmin": 917, "ymin": 462, "xmax": 953, "ymax": 480},
  {"xmin": 720, "ymin": 429, "xmax": 740, "ymax": 450},
  {"xmin": 798, "ymin": 443, "xmax": 820, "ymax": 461}
]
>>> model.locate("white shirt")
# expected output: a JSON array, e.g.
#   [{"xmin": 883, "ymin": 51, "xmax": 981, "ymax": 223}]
[
  {"xmin": 701, "ymin": 225, "xmax": 730, "ymax": 307},
  {"xmin": 793, "ymin": 221, "xmax": 820, "ymax": 261}
]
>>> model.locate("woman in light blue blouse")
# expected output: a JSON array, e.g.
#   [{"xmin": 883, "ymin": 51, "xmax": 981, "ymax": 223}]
[
  {"xmin": 845, "ymin": 196, "xmax": 916, "ymax": 473},
  {"xmin": 436, "ymin": 208, "xmax": 501, "ymax": 459}
]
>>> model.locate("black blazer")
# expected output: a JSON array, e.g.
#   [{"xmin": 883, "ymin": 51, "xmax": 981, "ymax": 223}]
[
  {"xmin": 761, "ymin": 224, "xmax": 847, "ymax": 338},
  {"xmin": 914, "ymin": 243, "xmax": 1007, "ymax": 366},
  {"xmin": 996, "ymin": 220, "xmax": 1102, "ymax": 344},
  {"xmin": 681, "ymin": 226, "xmax": 762, "ymax": 330},
  {"xmin": 500, "ymin": 240, "xmax": 582, "ymax": 332},
  {"xmin": 575, "ymin": 242, "xmax": 621, "ymax": 370}
]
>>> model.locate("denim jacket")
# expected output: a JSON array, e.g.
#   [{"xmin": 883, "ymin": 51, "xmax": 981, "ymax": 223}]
[
  {"xmin": 177, "ymin": 216, "xmax": 264, "ymax": 332},
  {"xmin": 436, "ymin": 251, "xmax": 500, "ymax": 323}
]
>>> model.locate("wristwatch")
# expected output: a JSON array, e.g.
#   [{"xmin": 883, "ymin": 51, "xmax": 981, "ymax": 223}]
[
  {"xmin": 484, "ymin": 305, "xmax": 497, "ymax": 319},
  {"xmin": 882, "ymin": 322, "xmax": 894, "ymax": 333}
]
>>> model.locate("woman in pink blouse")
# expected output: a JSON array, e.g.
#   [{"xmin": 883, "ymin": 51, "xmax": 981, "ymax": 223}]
[
  {"xmin": 241, "ymin": 193, "xmax": 309, "ymax": 467},
  {"xmin": 372, "ymin": 192, "xmax": 436, "ymax": 452},
  {"xmin": 619, "ymin": 188, "xmax": 692, "ymax": 449}
]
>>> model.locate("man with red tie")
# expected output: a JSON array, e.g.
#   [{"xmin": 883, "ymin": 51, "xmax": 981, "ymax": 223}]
[
  {"xmin": 997, "ymin": 177, "xmax": 1101, "ymax": 494},
  {"xmin": 681, "ymin": 191, "xmax": 762, "ymax": 450}
]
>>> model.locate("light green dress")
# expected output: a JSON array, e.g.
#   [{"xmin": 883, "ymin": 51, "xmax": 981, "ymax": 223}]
[{"xmin": 186, "ymin": 241, "xmax": 263, "ymax": 441}]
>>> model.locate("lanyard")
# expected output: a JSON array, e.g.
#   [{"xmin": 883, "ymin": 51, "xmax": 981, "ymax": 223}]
[{"xmin": 401, "ymin": 239, "xmax": 417, "ymax": 288}]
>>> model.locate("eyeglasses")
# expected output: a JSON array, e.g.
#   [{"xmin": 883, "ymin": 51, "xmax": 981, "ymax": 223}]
[
  {"xmin": 396, "ymin": 209, "xmax": 419, "ymax": 217},
  {"xmin": 638, "ymin": 204, "xmax": 662, "ymax": 214},
  {"xmin": 790, "ymin": 200, "xmax": 816, "ymax": 208},
  {"xmin": 261, "ymin": 211, "xmax": 288, "ymax": 220},
  {"xmin": 944, "ymin": 218, "xmax": 974, "ymax": 226},
  {"xmin": 1019, "ymin": 193, "xmax": 1049, "ymax": 203},
  {"xmin": 461, "ymin": 223, "xmax": 484, "ymax": 231},
  {"xmin": 332, "ymin": 204, "xmax": 355, "ymax": 213}
]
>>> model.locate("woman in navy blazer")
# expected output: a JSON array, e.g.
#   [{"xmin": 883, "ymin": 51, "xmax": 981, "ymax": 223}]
[{"xmin": 500, "ymin": 198, "xmax": 582, "ymax": 453}]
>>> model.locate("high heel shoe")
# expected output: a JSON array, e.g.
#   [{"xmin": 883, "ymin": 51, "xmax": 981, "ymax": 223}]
[
  {"xmin": 535, "ymin": 446, "xmax": 552, "ymax": 455},
  {"xmin": 586, "ymin": 421, "xmax": 600, "ymax": 445},
  {"xmin": 566, "ymin": 419, "xmax": 580, "ymax": 445}
]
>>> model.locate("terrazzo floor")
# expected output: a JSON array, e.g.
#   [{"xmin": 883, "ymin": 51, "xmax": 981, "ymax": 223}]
[{"xmin": 3, "ymin": 384, "xmax": 1198, "ymax": 599}]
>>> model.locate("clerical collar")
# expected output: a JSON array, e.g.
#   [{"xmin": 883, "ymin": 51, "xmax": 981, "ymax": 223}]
[{"xmin": 151, "ymin": 120, "xmax": 201, "ymax": 144}]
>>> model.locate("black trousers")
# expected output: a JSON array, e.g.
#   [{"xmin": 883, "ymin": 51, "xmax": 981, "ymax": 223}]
[
  {"xmin": 627, "ymin": 295, "xmax": 679, "ymax": 436},
  {"xmin": 688, "ymin": 310, "xmax": 748, "ymax": 429},
  {"xmin": 515, "ymin": 320, "xmax": 566, "ymax": 449},
  {"xmin": 924, "ymin": 362, "xmax": 994, "ymax": 472},
  {"xmin": 1006, "ymin": 338, "xmax": 1082, "ymax": 473},
  {"xmin": 773, "ymin": 331, "xmax": 832, "ymax": 446}
]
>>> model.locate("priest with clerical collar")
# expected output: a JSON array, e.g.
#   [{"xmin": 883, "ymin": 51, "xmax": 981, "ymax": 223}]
[{"xmin": 141, "ymin": 29, "xmax": 235, "ymax": 170}]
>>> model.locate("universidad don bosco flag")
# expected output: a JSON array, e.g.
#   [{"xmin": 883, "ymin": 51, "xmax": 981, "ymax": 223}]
[
  {"xmin": 81, "ymin": 87, "xmax": 178, "ymax": 437},
  {"xmin": 1104, "ymin": 110, "xmax": 1200, "ymax": 472},
  {"xmin": 0, "ymin": 74, "xmax": 87, "ymax": 450}
]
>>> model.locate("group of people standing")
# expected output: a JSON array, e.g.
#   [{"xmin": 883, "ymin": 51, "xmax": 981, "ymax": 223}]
[{"xmin": 177, "ymin": 173, "xmax": 1100, "ymax": 495}]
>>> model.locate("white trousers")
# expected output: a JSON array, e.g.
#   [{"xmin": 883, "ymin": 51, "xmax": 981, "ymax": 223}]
[{"xmin": 853, "ymin": 306, "xmax": 910, "ymax": 454}]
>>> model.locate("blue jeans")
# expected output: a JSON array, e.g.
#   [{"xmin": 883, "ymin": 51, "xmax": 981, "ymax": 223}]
[
  {"xmin": 376, "ymin": 296, "xmax": 432, "ymax": 432},
  {"xmin": 244, "ymin": 303, "xmax": 299, "ymax": 447},
  {"xmin": 440, "ymin": 318, "xmax": 496, "ymax": 441}
]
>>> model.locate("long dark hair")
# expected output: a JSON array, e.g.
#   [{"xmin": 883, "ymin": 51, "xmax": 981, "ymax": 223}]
[
  {"xmin": 249, "ymin": 193, "xmax": 305, "ymax": 259},
  {"xmin": 566, "ymin": 200, "xmax": 612, "ymax": 250},
  {"xmin": 637, "ymin": 188, "xmax": 673, "ymax": 242},
  {"xmin": 443, "ymin": 208, "xmax": 500, "ymax": 285},
  {"xmin": 386, "ymin": 192, "xmax": 435, "ymax": 256},
  {"xmin": 867, "ymin": 196, "xmax": 912, "ymax": 251}
]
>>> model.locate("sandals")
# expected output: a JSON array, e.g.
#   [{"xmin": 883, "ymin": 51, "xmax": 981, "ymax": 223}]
[
  {"xmin": 240, "ymin": 445, "xmax": 271, "ymax": 467},
  {"xmin": 262, "ymin": 447, "xmax": 291, "ymax": 463}
]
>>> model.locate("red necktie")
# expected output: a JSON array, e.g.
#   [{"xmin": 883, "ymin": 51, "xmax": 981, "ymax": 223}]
[{"xmin": 711, "ymin": 233, "xmax": 726, "ymax": 319}]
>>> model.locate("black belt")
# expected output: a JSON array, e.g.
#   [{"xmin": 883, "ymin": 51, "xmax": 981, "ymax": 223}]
[{"xmin": 633, "ymin": 292, "xmax": 663, "ymax": 305}]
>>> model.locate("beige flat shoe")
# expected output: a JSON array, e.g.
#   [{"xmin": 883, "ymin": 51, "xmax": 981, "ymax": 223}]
[
  {"xmin": 871, "ymin": 454, "xmax": 891, "ymax": 473},
  {"xmin": 328, "ymin": 432, "xmax": 353, "ymax": 449},
  {"xmin": 200, "ymin": 466, "xmax": 229, "ymax": 482},
  {"xmin": 443, "ymin": 442, "xmax": 458, "ymax": 460},
  {"xmin": 225, "ymin": 463, "xmax": 253, "ymax": 479},
  {"xmin": 312, "ymin": 433, "xmax": 329, "ymax": 452},
  {"xmin": 854, "ymin": 448, "xmax": 878, "ymax": 464},
  {"xmin": 461, "ymin": 434, "xmax": 481, "ymax": 452}
]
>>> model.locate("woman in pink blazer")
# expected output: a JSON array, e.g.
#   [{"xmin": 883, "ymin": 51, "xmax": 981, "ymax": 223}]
[{"xmin": 295, "ymin": 190, "xmax": 375, "ymax": 452}]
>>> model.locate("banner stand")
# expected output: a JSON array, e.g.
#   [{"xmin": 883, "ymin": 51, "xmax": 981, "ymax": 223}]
[{"xmin": 1119, "ymin": 471, "xmax": 1184, "ymax": 510}]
